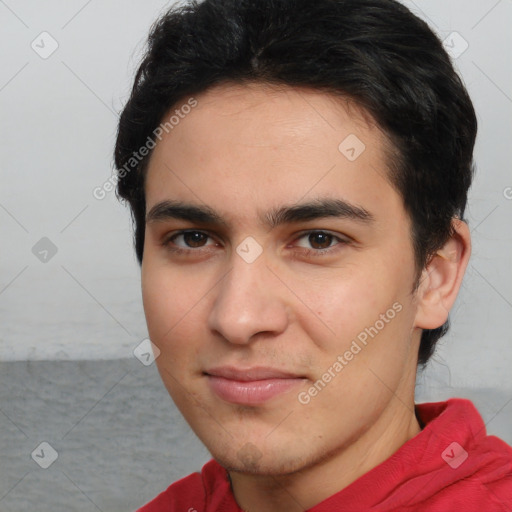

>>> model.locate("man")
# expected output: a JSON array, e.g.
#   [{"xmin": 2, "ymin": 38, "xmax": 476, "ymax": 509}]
[{"xmin": 114, "ymin": 0, "xmax": 512, "ymax": 510}]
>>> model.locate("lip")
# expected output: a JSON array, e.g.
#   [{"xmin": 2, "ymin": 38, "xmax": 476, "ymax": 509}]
[{"xmin": 204, "ymin": 366, "xmax": 306, "ymax": 405}]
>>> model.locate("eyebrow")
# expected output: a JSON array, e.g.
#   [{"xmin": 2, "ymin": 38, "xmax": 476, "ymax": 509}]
[{"xmin": 146, "ymin": 198, "xmax": 374, "ymax": 229}]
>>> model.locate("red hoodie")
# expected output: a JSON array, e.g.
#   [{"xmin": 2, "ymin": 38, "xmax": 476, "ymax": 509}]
[{"xmin": 137, "ymin": 398, "xmax": 512, "ymax": 511}]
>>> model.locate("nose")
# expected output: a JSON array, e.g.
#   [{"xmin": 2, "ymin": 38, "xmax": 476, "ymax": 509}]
[{"xmin": 207, "ymin": 251, "xmax": 289, "ymax": 345}]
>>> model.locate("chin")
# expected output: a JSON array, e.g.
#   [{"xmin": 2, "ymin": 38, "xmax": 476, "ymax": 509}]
[{"xmin": 210, "ymin": 439, "xmax": 313, "ymax": 476}]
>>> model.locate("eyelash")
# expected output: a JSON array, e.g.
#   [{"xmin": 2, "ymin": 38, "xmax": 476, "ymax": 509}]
[{"xmin": 161, "ymin": 230, "xmax": 349, "ymax": 258}]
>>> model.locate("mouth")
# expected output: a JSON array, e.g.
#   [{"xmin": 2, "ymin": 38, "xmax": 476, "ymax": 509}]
[{"xmin": 204, "ymin": 366, "xmax": 307, "ymax": 405}]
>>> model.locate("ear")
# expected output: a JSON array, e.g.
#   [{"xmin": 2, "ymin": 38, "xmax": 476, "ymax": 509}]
[{"xmin": 414, "ymin": 219, "xmax": 471, "ymax": 330}]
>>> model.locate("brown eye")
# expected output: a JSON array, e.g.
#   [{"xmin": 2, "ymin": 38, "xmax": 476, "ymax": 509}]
[
  {"xmin": 292, "ymin": 230, "xmax": 348, "ymax": 257},
  {"xmin": 308, "ymin": 231, "xmax": 334, "ymax": 249},
  {"xmin": 182, "ymin": 231, "xmax": 208, "ymax": 248},
  {"xmin": 165, "ymin": 230, "xmax": 214, "ymax": 250}
]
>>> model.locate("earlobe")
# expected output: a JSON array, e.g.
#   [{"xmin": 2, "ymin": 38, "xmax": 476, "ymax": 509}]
[{"xmin": 414, "ymin": 219, "xmax": 471, "ymax": 330}]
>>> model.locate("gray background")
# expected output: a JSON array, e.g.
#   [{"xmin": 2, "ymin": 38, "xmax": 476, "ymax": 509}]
[{"xmin": 1, "ymin": 0, "xmax": 511, "ymax": 510}]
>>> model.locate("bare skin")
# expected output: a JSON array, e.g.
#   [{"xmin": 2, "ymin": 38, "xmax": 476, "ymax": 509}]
[{"xmin": 140, "ymin": 82, "xmax": 470, "ymax": 511}]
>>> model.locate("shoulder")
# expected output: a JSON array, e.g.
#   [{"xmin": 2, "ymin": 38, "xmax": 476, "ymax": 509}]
[{"xmin": 414, "ymin": 398, "xmax": 512, "ymax": 511}]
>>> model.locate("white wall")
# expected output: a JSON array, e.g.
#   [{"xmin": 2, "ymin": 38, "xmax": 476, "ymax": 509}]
[{"xmin": 1, "ymin": 0, "xmax": 511, "ymax": 388}]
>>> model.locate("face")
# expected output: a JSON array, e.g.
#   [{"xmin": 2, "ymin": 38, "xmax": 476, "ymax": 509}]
[{"xmin": 141, "ymin": 82, "xmax": 422, "ymax": 476}]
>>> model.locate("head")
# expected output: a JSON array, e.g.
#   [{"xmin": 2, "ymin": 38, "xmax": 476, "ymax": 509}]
[{"xmin": 114, "ymin": 0, "xmax": 475, "ymax": 481}]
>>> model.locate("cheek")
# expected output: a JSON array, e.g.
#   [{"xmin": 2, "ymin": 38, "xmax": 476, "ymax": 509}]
[
  {"xmin": 292, "ymin": 260, "xmax": 414, "ymax": 365},
  {"xmin": 141, "ymin": 264, "xmax": 207, "ymax": 403},
  {"xmin": 141, "ymin": 261, "xmax": 205, "ymax": 347},
  {"xmin": 142, "ymin": 267, "xmax": 173, "ymax": 341},
  {"xmin": 293, "ymin": 268, "xmax": 385, "ymax": 345},
  {"xmin": 299, "ymin": 272, "xmax": 416, "ymax": 413}
]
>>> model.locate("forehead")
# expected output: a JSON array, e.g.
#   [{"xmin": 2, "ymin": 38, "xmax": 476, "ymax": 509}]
[
  {"xmin": 144, "ymin": 82, "xmax": 403, "ymax": 227},
  {"xmin": 173, "ymin": 81, "xmax": 380, "ymax": 148}
]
